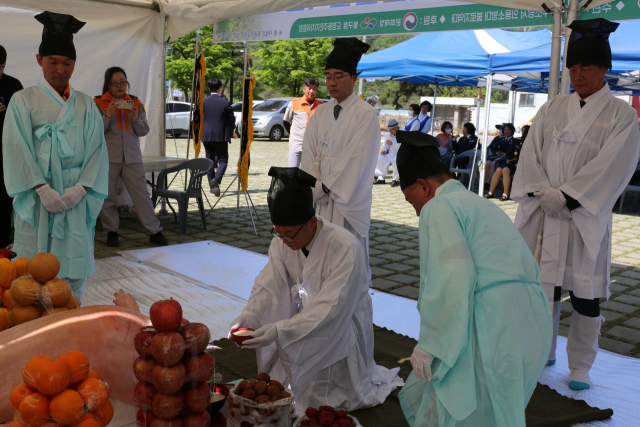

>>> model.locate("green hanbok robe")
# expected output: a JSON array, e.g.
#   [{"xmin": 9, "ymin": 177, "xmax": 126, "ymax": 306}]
[
  {"xmin": 2, "ymin": 78, "xmax": 108, "ymax": 279},
  {"xmin": 399, "ymin": 180, "xmax": 551, "ymax": 427}
]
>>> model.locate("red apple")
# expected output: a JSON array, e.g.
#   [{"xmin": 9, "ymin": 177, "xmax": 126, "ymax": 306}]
[
  {"xmin": 150, "ymin": 418, "xmax": 183, "ymax": 427},
  {"xmin": 151, "ymin": 332, "xmax": 185, "ymax": 366},
  {"xmin": 180, "ymin": 323, "xmax": 211, "ymax": 355},
  {"xmin": 182, "ymin": 412, "xmax": 209, "ymax": 427},
  {"xmin": 182, "ymin": 382, "xmax": 211, "ymax": 413},
  {"xmin": 181, "ymin": 318, "xmax": 190, "ymax": 326},
  {"xmin": 152, "ymin": 362, "xmax": 186, "ymax": 394},
  {"xmin": 183, "ymin": 352, "xmax": 214, "ymax": 382},
  {"xmin": 136, "ymin": 409, "xmax": 156, "ymax": 427},
  {"xmin": 230, "ymin": 328, "xmax": 255, "ymax": 346},
  {"xmin": 134, "ymin": 356, "xmax": 157, "ymax": 384},
  {"xmin": 134, "ymin": 381, "xmax": 157, "ymax": 411},
  {"xmin": 152, "ymin": 391, "xmax": 185, "ymax": 420},
  {"xmin": 150, "ymin": 299, "xmax": 183, "ymax": 332},
  {"xmin": 135, "ymin": 327, "xmax": 158, "ymax": 357}
]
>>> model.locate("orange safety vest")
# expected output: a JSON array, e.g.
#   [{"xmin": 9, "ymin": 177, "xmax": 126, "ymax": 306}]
[
  {"xmin": 290, "ymin": 97, "xmax": 323, "ymax": 125},
  {"xmin": 94, "ymin": 92, "xmax": 143, "ymax": 131}
]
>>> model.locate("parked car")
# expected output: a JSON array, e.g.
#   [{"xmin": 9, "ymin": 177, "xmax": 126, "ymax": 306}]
[
  {"xmin": 165, "ymin": 101, "xmax": 191, "ymax": 138},
  {"xmin": 231, "ymin": 100, "xmax": 263, "ymax": 132}
]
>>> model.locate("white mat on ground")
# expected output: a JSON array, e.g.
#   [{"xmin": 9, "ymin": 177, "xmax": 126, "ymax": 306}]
[
  {"xmin": 85, "ymin": 256, "xmax": 245, "ymax": 340},
  {"xmin": 101, "ymin": 241, "xmax": 640, "ymax": 426}
]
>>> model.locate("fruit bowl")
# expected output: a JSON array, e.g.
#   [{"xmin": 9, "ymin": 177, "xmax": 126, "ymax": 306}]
[
  {"xmin": 207, "ymin": 384, "xmax": 229, "ymax": 415},
  {"xmin": 230, "ymin": 328, "xmax": 255, "ymax": 346}
]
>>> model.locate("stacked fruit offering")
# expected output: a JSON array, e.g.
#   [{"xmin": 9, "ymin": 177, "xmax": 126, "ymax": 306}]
[
  {"xmin": 295, "ymin": 406, "xmax": 359, "ymax": 427},
  {"xmin": 0, "ymin": 253, "xmax": 81, "ymax": 332},
  {"xmin": 7, "ymin": 351, "xmax": 113, "ymax": 427},
  {"xmin": 227, "ymin": 372, "xmax": 294, "ymax": 427},
  {"xmin": 133, "ymin": 299, "xmax": 214, "ymax": 427}
]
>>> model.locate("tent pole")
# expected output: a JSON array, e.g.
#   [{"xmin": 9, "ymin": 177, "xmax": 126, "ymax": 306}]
[
  {"xmin": 186, "ymin": 28, "xmax": 201, "ymax": 161},
  {"xmin": 548, "ymin": 6, "xmax": 563, "ymax": 100},
  {"xmin": 560, "ymin": 0, "xmax": 579, "ymax": 95},
  {"xmin": 237, "ymin": 41, "xmax": 248, "ymax": 215},
  {"xmin": 478, "ymin": 73, "xmax": 493, "ymax": 196},
  {"xmin": 475, "ymin": 88, "xmax": 482, "ymax": 135},
  {"xmin": 359, "ymin": 36, "xmax": 367, "ymax": 96},
  {"xmin": 431, "ymin": 79, "xmax": 438, "ymax": 134},
  {"xmin": 162, "ymin": 16, "xmax": 168, "ymax": 159},
  {"xmin": 510, "ymin": 89, "xmax": 517, "ymax": 124}
]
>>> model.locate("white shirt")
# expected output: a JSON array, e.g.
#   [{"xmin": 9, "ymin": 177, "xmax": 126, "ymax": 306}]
[{"xmin": 410, "ymin": 113, "xmax": 432, "ymax": 134}]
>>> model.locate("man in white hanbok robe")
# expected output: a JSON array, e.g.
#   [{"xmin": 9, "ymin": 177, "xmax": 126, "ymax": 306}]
[
  {"xmin": 301, "ymin": 38, "xmax": 380, "ymax": 283},
  {"xmin": 373, "ymin": 118, "xmax": 401, "ymax": 186},
  {"xmin": 229, "ymin": 167, "xmax": 402, "ymax": 414},
  {"xmin": 512, "ymin": 18, "xmax": 639, "ymax": 390},
  {"xmin": 2, "ymin": 12, "xmax": 108, "ymax": 300}
]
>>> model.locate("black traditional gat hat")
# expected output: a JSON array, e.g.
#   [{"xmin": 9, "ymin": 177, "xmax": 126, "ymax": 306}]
[
  {"xmin": 566, "ymin": 18, "xmax": 619, "ymax": 70},
  {"xmin": 325, "ymin": 38, "xmax": 370, "ymax": 75},
  {"xmin": 395, "ymin": 130, "xmax": 442, "ymax": 190},
  {"xmin": 35, "ymin": 11, "xmax": 86, "ymax": 61},
  {"xmin": 267, "ymin": 167, "xmax": 317, "ymax": 226}
]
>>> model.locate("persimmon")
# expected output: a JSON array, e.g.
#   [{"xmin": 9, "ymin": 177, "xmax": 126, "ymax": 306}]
[
  {"xmin": 86, "ymin": 369, "xmax": 103, "ymax": 381},
  {"xmin": 50, "ymin": 389, "xmax": 85, "ymax": 426},
  {"xmin": 11, "ymin": 306, "xmax": 43, "ymax": 327},
  {"xmin": 97, "ymin": 400, "xmax": 114, "ymax": 426},
  {"xmin": 13, "ymin": 257, "xmax": 30, "ymax": 277},
  {"xmin": 69, "ymin": 413, "xmax": 102, "ymax": 427},
  {"xmin": 29, "ymin": 253, "xmax": 60, "ymax": 282},
  {"xmin": 35, "ymin": 359, "xmax": 71, "ymax": 395},
  {"xmin": 0, "ymin": 306, "xmax": 9, "ymax": 331},
  {"xmin": 7, "ymin": 417, "xmax": 25, "ymax": 427},
  {"xmin": 23, "ymin": 355, "xmax": 53, "ymax": 388},
  {"xmin": 76, "ymin": 378, "xmax": 109, "ymax": 411},
  {"xmin": 18, "ymin": 392, "xmax": 50, "ymax": 427},
  {"xmin": 4, "ymin": 288, "xmax": 17, "ymax": 310},
  {"xmin": 59, "ymin": 351, "xmax": 90, "ymax": 384},
  {"xmin": 9, "ymin": 384, "xmax": 36, "ymax": 409},
  {"xmin": 11, "ymin": 277, "xmax": 41, "ymax": 306},
  {"xmin": 0, "ymin": 261, "xmax": 17, "ymax": 290},
  {"xmin": 41, "ymin": 279, "xmax": 72, "ymax": 308},
  {"xmin": 65, "ymin": 294, "xmax": 81, "ymax": 310}
]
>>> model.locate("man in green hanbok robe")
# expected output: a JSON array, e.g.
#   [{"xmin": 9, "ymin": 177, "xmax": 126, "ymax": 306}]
[
  {"xmin": 1, "ymin": 12, "xmax": 108, "ymax": 301},
  {"xmin": 394, "ymin": 130, "xmax": 552, "ymax": 427}
]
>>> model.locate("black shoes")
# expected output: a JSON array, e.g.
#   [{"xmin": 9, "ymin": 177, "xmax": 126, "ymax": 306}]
[
  {"xmin": 390, "ymin": 180, "xmax": 400, "ymax": 187},
  {"xmin": 500, "ymin": 195, "xmax": 510, "ymax": 201},
  {"xmin": 150, "ymin": 231, "xmax": 169, "ymax": 246},
  {"xmin": 484, "ymin": 193, "xmax": 493, "ymax": 199},
  {"xmin": 210, "ymin": 179, "xmax": 220, "ymax": 197},
  {"xmin": 106, "ymin": 231, "xmax": 120, "ymax": 247}
]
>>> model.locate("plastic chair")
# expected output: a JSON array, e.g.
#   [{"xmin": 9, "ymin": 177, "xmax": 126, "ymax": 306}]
[
  {"xmin": 450, "ymin": 149, "xmax": 481, "ymax": 191},
  {"xmin": 152, "ymin": 158, "xmax": 213, "ymax": 235}
]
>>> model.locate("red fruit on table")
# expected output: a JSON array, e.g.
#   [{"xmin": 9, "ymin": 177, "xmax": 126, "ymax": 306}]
[
  {"xmin": 136, "ymin": 409, "xmax": 156, "ymax": 427},
  {"xmin": 151, "ymin": 332, "xmax": 185, "ymax": 366},
  {"xmin": 133, "ymin": 381, "xmax": 157, "ymax": 411},
  {"xmin": 183, "ymin": 352, "xmax": 214, "ymax": 382},
  {"xmin": 182, "ymin": 412, "xmax": 210, "ymax": 427},
  {"xmin": 182, "ymin": 382, "xmax": 211, "ymax": 413},
  {"xmin": 150, "ymin": 418, "xmax": 183, "ymax": 427},
  {"xmin": 181, "ymin": 318, "xmax": 190, "ymax": 326},
  {"xmin": 134, "ymin": 327, "xmax": 158, "ymax": 358},
  {"xmin": 152, "ymin": 362, "xmax": 186, "ymax": 394},
  {"xmin": 149, "ymin": 299, "xmax": 183, "ymax": 332},
  {"xmin": 180, "ymin": 323, "xmax": 210, "ymax": 355},
  {"xmin": 152, "ymin": 391, "xmax": 185, "ymax": 420},
  {"xmin": 134, "ymin": 356, "xmax": 157, "ymax": 384}
]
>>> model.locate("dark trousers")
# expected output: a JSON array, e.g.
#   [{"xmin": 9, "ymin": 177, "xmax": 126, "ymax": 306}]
[
  {"xmin": 553, "ymin": 287, "xmax": 600, "ymax": 317},
  {"xmin": 0, "ymin": 159, "xmax": 13, "ymax": 248},
  {"xmin": 203, "ymin": 141, "xmax": 229, "ymax": 186}
]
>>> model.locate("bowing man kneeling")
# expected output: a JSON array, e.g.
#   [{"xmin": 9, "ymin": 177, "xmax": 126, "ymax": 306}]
[
  {"xmin": 228, "ymin": 167, "xmax": 402, "ymax": 414},
  {"xmin": 394, "ymin": 131, "xmax": 551, "ymax": 427}
]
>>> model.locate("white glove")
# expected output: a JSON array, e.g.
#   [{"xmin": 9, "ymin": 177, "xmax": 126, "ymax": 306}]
[
  {"xmin": 411, "ymin": 345, "xmax": 434, "ymax": 382},
  {"xmin": 552, "ymin": 206, "xmax": 572, "ymax": 220},
  {"xmin": 228, "ymin": 314, "xmax": 254, "ymax": 339},
  {"xmin": 35, "ymin": 184, "xmax": 68, "ymax": 213},
  {"xmin": 242, "ymin": 324, "xmax": 278, "ymax": 349},
  {"xmin": 538, "ymin": 188, "xmax": 566, "ymax": 216},
  {"xmin": 61, "ymin": 184, "xmax": 87, "ymax": 210},
  {"xmin": 315, "ymin": 193, "xmax": 330, "ymax": 205}
]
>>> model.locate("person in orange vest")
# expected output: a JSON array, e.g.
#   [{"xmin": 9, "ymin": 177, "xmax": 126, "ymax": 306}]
[
  {"xmin": 94, "ymin": 67, "xmax": 167, "ymax": 248},
  {"xmin": 283, "ymin": 78, "xmax": 323, "ymax": 167}
]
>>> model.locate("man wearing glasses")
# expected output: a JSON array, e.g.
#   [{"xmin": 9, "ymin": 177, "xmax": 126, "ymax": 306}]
[
  {"xmin": 2, "ymin": 12, "xmax": 108, "ymax": 301},
  {"xmin": 229, "ymin": 167, "xmax": 402, "ymax": 414},
  {"xmin": 301, "ymin": 38, "xmax": 380, "ymax": 285}
]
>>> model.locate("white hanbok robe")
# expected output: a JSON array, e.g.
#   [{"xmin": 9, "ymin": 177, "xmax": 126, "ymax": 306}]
[
  {"xmin": 512, "ymin": 84, "xmax": 640, "ymax": 300},
  {"xmin": 239, "ymin": 219, "xmax": 402, "ymax": 414},
  {"xmin": 374, "ymin": 132, "xmax": 400, "ymax": 181},
  {"xmin": 300, "ymin": 92, "xmax": 380, "ymax": 278}
]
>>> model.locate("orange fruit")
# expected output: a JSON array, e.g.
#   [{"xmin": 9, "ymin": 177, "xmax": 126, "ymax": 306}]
[
  {"xmin": 69, "ymin": 413, "xmax": 102, "ymax": 427},
  {"xmin": 50, "ymin": 389, "xmax": 85, "ymax": 426},
  {"xmin": 18, "ymin": 392, "xmax": 50, "ymax": 427},
  {"xmin": 11, "ymin": 277, "xmax": 41, "ymax": 306},
  {"xmin": 65, "ymin": 294, "xmax": 81, "ymax": 310},
  {"xmin": 4, "ymin": 288, "xmax": 17, "ymax": 310},
  {"xmin": 97, "ymin": 401, "xmax": 113, "ymax": 426},
  {"xmin": 0, "ymin": 306, "xmax": 9, "ymax": 331},
  {"xmin": 59, "ymin": 351, "xmax": 90, "ymax": 384},
  {"xmin": 23, "ymin": 355, "xmax": 53, "ymax": 388},
  {"xmin": 41, "ymin": 279, "xmax": 72, "ymax": 308},
  {"xmin": 0, "ymin": 261, "xmax": 18, "ymax": 290},
  {"xmin": 14, "ymin": 258, "xmax": 30, "ymax": 277},
  {"xmin": 28, "ymin": 253, "xmax": 60, "ymax": 282},
  {"xmin": 35, "ymin": 359, "xmax": 71, "ymax": 395},
  {"xmin": 41, "ymin": 307, "xmax": 70, "ymax": 317},
  {"xmin": 76, "ymin": 378, "xmax": 109, "ymax": 411},
  {"xmin": 8, "ymin": 417, "xmax": 26, "ymax": 427},
  {"xmin": 42, "ymin": 423, "xmax": 60, "ymax": 427},
  {"xmin": 9, "ymin": 384, "xmax": 36, "ymax": 409},
  {"xmin": 86, "ymin": 369, "xmax": 103, "ymax": 381},
  {"xmin": 10, "ymin": 305, "xmax": 42, "ymax": 327}
]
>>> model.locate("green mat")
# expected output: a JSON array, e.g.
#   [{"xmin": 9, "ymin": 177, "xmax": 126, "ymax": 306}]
[{"xmin": 213, "ymin": 326, "xmax": 613, "ymax": 427}]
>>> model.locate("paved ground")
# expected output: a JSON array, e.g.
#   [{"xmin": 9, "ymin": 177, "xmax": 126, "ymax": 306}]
[{"xmin": 94, "ymin": 136, "xmax": 640, "ymax": 358}]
